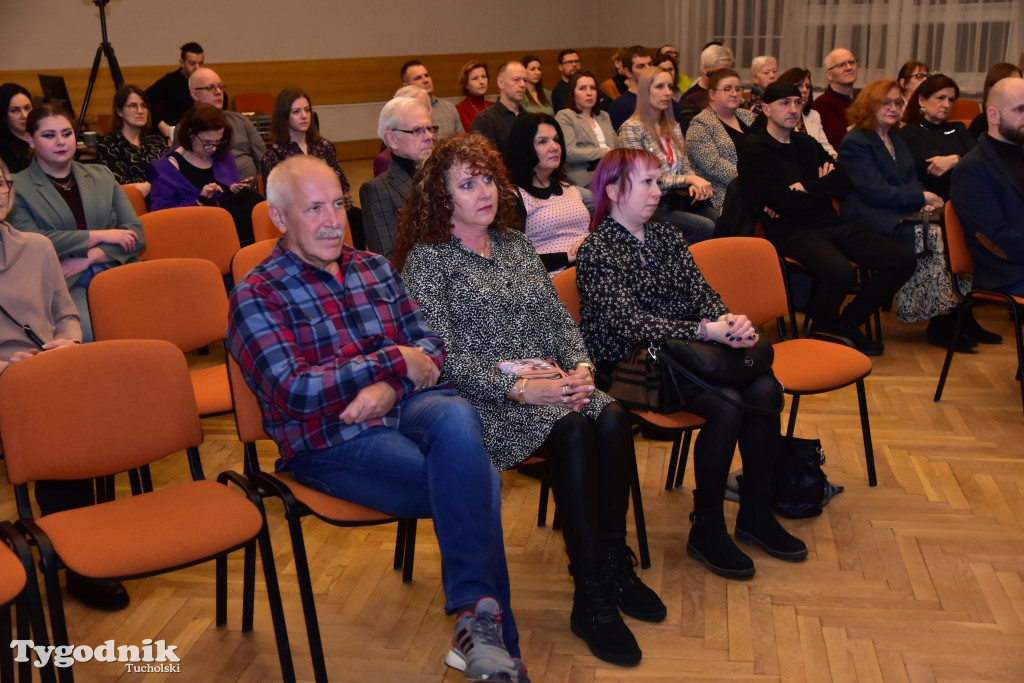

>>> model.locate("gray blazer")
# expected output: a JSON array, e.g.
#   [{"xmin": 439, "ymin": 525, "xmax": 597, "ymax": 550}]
[
  {"xmin": 359, "ymin": 157, "xmax": 414, "ymax": 260},
  {"xmin": 8, "ymin": 160, "xmax": 144, "ymax": 286},
  {"xmin": 555, "ymin": 109, "xmax": 618, "ymax": 188}
]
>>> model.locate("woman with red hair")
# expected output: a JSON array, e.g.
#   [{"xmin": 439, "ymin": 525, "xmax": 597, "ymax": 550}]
[{"xmin": 396, "ymin": 133, "xmax": 664, "ymax": 669}]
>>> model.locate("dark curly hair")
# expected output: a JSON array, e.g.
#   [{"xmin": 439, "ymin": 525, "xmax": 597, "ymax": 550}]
[
  {"xmin": 503, "ymin": 113, "xmax": 566, "ymax": 189},
  {"xmin": 393, "ymin": 133, "xmax": 520, "ymax": 271}
]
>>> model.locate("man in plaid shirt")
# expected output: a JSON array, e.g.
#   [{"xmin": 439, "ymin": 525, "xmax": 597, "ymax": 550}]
[{"xmin": 227, "ymin": 156, "xmax": 525, "ymax": 683}]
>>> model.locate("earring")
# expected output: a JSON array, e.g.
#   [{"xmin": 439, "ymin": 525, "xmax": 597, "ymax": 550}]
[{"xmin": 920, "ymin": 107, "xmax": 926, "ymax": 118}]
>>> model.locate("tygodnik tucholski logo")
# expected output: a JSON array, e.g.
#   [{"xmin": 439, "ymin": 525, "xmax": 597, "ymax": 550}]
[{"xmin": 11, "ymin": 639, "xmax": 181, "ymax": 672}]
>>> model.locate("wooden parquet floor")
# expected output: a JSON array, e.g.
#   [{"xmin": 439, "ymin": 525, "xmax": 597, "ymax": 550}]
[{"xmin": 3, "ymin": 307, "xmax": 1023, "ymax": 682}]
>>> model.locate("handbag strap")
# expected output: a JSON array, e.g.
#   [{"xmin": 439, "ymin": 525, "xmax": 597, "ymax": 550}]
[
  {"xmin": 650, "ymin": 342, "xmax": 784, "ymax": 418},
  {"xmin": 0, "ymin": 301, "xmax": 46, "ymax": 350}
]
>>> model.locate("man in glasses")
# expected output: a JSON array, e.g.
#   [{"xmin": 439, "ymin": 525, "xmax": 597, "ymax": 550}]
[
  {"xmin": 400, "ymin": 60, "xmax": 462, "ymax": 139},
  {"xmin": 188, "ymin": 67, "xmax": 265, "ymax": 181},
  {"xmin": 812, "ymin": 48, "xmax": 860, "ymax": 149},
  {"xmin": 146, "ymin": 41, "xmax": 204, "ymax": 139},
  {"xmin": 471, "ymin": 61, "xmax": 528, "ymax": 155},
  {"xmin": 228, "ymin": 155, "xmax": 525, "ymax": 683},
  {"xmin": 360, "ymin": 96, "xmax": 436, "ymax": 259}
]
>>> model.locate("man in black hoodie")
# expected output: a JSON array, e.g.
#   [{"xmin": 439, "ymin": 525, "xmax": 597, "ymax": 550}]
[{"xmin": 739, "ymin": 81, "xmax": 914, "ymax": 356}]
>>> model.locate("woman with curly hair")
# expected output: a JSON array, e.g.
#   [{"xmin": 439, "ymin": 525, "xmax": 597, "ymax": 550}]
[{"xmin": 396, "ymin": 133, "xmax": 665, "ymax": 668}]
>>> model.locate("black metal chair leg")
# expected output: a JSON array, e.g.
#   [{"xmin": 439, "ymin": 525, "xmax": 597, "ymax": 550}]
[{"xmin": 856, "ymin": 379, "xmax": 877, "ymax": 487}]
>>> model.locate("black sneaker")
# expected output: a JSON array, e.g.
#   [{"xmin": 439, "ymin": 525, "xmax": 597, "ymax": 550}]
[
  {"xmin": 735, "ymin": 509, "xmax": 808, "ymax": 562},
  {"xmin": 569, "ymin": 571, "xmax": 642, "ymax": 666},
  {"xmin": 604, "ymin": 544, "xmax": 666, "ymax": 622}
]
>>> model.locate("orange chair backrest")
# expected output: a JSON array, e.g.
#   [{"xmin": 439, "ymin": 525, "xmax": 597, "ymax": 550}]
[
  {"xmin": 120, "ymin": 184, "xmax": 148, "ymax": 217},
  {"xmin": 252, "ymin": 200, "xmax": 353, "ymax": 248},
  {"xmin": 140, "ymin": 206, "xmax": 241, "ymax": 275},
  {"xmin": 0, "ymin": 339, "xmax": 202, "ymax": 485},
  {"xmin": 944, "ymin": 202, "xmax": 975, "ymax": 278},
  {"xmin": 89, "ymin": 258, "xmax": 229, "ymax": 353},
  {"xmin": 949, "ymin": 98, "xmax": 981, "ymax": 120},
  {"xmin": 227, "ymin": 355, "xmax": 271, "ymax": 443},
  {"xmin": 689, "ymin": 237, "xmax": 789, "ymax": 326},
  {"xmin": 232, "ymin": 239, "xmax": 278, "ymax": 284},
  {"xmin": 552, "ymin": 267, "xmax": 581, "ymax": 323},
  {"xmin": 233, "ymin": 92, "xmax": 275, "ymax": 114}
]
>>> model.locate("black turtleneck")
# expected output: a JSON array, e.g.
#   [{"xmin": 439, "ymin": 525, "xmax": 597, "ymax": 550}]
[{"xmin": 985, "ymin": 134, "xmax": 1024, "ymax": 195}]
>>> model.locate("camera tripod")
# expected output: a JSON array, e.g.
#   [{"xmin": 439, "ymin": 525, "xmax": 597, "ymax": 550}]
[{"xmin": 78, "ymin": 0, "xmax": 124, "ymax": 136}]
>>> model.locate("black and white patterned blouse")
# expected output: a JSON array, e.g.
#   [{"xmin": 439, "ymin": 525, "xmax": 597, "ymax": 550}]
[
  {"xmin": 96, "ymin": 130, "xmax": 167, "ymax": 185},
  {"xmin": 576, "ymin": 215, "xmax": 730, "ymax": 363},
  {"xmin": 402, "ymin": 228, "xmax": 612, "ymax": 471}
]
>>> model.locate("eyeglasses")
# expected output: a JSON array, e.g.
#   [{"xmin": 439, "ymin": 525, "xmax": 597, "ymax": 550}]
[
  {"xmin": 560, "ymin": 59, "xmax": 581, "ymax": 66},
  {"xmin": 193, "ymin": 134, "xmax": 226, "ymax": 148},
  {"xmin": 392, "ymin": 125, "xmax": 439, "ymax": 137},
  {"xmin": 194, "ymin": 83, "xmax": 226, "ymax": 93},
  {"xmin": 827, "ymin": 58, "xmax": 858, "ymax": 71},
  {"xmin": 0, "ymin": 179, "xmax": 12, "ymax": 194},
  {"xmin": 910, "ymin": 72, "xmax": 930, "ymax": 81},
  {"xmin": 123, "ymin": 102, "xmax": 149, "ymax": 111},
  {"xmin": 880, "ymin": 98, "xmax": 905, "ymax": 110},
  {"xmin": 712, "ymin": 85, "xmax": 743, "ymax": 94}
]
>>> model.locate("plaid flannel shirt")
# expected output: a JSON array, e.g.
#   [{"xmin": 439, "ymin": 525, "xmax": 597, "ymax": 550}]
[{"xmin": 227, "ymin": 242, "xmax": 444, "ymax": 462}]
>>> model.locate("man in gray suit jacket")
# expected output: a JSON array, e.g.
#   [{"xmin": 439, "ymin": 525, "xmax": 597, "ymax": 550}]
[{"xmin": 359, "ymin": 96, "xmax": 435, "ymax": 260}]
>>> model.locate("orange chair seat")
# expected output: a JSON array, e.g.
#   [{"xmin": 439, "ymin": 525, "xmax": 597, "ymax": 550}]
[
  {"xmin": 268, "ymin": 471, "xmax": 397, "ymax": 522},
  {"xmin": 190, "ymin": 365, "xmax": 233, "ymax": 415},
  {"xmin": 631, "ymin": 410, "xmax": 705, "ymax": 429},
  {"xmin": 0, "ymin": 546, "xmax": 26, "ymax": 606},
  {"xmin": 35, "ymin": 480, "xmax": 261, "ymax": 579},
  {"xmin": 772, "ymin": 339, "xmax": 872, "ymax": 392}
]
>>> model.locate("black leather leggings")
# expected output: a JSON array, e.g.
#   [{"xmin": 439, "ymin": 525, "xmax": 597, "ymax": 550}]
[{"xmin": 538, "ymin": 402, "xmax": 633, "ymax": 572}]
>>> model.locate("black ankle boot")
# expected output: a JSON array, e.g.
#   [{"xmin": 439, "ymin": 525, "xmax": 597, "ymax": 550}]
[
  {"xmin": 734, "ymin": 507, "xmax": 808, "ymax": 562},
  {"xmin": 604, "ymin": 543, "xmax": 666, "ymax": 623},
  {"xmin": 926, "ymin": 315, "xmax": 977, "ymax": 352},
  {"xmin": 961, "ymin": 309, "xmax": 1003, "ymax": 344},
  {"xmin": 687, "ymin": 510, "xmax": 754, "ymax": 579},
  {"xmin": 569, "ymin": 567, "xmax": 642, "ymax": 666}
]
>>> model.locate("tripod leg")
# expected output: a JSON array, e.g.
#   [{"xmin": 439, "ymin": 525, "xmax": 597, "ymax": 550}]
[
  {"xmin": 78, "ymin": 44, "xmax": 105, "ymax": 136},
  {"xmin": 102, "ymin": 42, "xmax": 124, "ymax": 89}
]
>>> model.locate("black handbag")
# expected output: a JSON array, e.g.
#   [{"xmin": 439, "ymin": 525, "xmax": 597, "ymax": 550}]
[
  {"xmin": 606, "ymin": 345, "xmax": 688, "ymax": 413},
  {"xmin": 607, "ymin": 332, "xmax": 780, "ymax": 416},
  {"xmin": 771, "ymin": 436, "xmax": 844, "ymax": 518}
]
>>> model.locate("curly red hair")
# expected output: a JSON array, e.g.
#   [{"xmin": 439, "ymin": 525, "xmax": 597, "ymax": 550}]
[
  {"xmin": 847, "ymin": 78, "xmax": 901, "ymax": 133},
  {"xmin": 393, "ymin": 133, "xmax": 520, "ymax": 271}
]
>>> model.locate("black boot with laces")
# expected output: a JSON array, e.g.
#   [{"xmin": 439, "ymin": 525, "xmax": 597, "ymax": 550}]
[
  {"xmin": 604, "ymin": 543, "xmax": 666, "ymax": 622},
  {"xmin": 569, "ymin": 567, "xmax": 642, "ymax": 666}
]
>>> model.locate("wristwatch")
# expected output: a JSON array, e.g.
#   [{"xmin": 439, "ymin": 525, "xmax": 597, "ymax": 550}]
[{"xmin": 574, "ymin": 362, "xmax": 595, "ymax": 376}]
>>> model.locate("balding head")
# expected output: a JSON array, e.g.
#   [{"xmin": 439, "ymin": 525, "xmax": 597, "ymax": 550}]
[
  {"xmin": 824, "ymin": 48, "xmax": 858, "ymax": 92},
  {"xmin": 189, "ymin": 67, "xmax": 224, "ymax": 108},
  {"xmin": 986, "ymin": 76, "xmax": 1024, "ymax": 144}
]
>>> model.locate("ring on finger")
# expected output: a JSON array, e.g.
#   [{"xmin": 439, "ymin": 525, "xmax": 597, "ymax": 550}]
[
  {"xmin": 561, "ymin": 385, "xmax": 568, "ymax": 396},
  {"xmin": 561, "ymin": 396, "xmax": 568, "ymax": 404}
]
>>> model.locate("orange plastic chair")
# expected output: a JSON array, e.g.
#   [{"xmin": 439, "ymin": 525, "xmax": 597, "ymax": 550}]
[
  {"xmin": 0, "ymin": 521, "xmax": 56, "ymax": 683},
  {"xmin": 89, "ymin": 258, "xmax": 233, "ymax": 417},
  {"xmin": 227, "ymin": 355, "xmax": 415, "ymax": 683},
  {"xmin": 690, "ymin": 237, "xmax": 878, "ymax": 486},
  {"xmin": 949, "ymin": 98, "xmax": 981, "ymax": 124},
  {"xmin": 251, "ymin": 201, "xmax": 353, "ymax": 247},
  {"xmin": 232, "ymin": 238, "xmax": 278, "ymax": 284},
  {"xmin": 0, "ymin": 340, "xmax": 295, "ymax": 681},
  {"xmin": 140, "ymin": 206, "xmax": 241, "ymax": 277},
  {"xmin": 233, "ymin": 92, "xmax": 275, "ymax": 114},
  {"xmin": 934, "ymin": 202, "xmax": 1024, "ymax": 412},
  {"xmin": 119, "ymin": 184, "xmax": 148, "ymax": 217}
]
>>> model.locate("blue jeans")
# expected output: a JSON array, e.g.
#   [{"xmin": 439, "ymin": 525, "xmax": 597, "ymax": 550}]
[{"xmin": 285, "ymin": 387, "xmax": 520, "ymax": 657}]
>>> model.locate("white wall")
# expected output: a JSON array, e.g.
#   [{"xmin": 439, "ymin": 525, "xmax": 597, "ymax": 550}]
[{"xmin": 1, "ymin": 0, "xmax": 670, "ymax": 70}]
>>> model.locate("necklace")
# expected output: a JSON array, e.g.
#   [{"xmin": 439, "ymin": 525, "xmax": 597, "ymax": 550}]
[
  {"xmin": 880, "ymin": 133, "xmax": 896, "ymax": 161},
  {"xmin": 474, "ymin": 234, "xmax": 491, "ymax": 258},
  {"xmin": 46, "ymin": 173, "xmax": 74, "ymax": 191}
]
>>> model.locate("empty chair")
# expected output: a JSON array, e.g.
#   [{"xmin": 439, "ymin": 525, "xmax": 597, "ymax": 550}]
[
  {"xmin": 0, "ymin": 340, "xmax": 295, "ymax": 682},
  {"xmin": 140, "ymin": 206, "xmax": 240, "ymax": 278},
  {"xmin": 120, "ymin": 183, "xmax": 148, "ymax": 217},
  {"xmin": 89, "ymin": 258, "xmax": 233, "ymax": 416}
]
